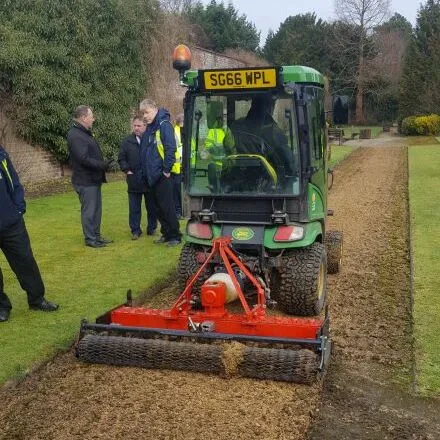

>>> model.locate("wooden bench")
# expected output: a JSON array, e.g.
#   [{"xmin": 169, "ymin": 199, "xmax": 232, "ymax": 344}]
[{"xmin": 328, "ymin": 128, "xmax": 345, "ymax": 145}]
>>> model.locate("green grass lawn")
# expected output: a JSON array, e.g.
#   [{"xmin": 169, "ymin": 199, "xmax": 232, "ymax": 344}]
[
  {"xmin": 329, "ymin": 145, "xmax": 355, "ymax": 168},
  {"xmin": 0, "ymin": 181, "xmax": 182, "ymax": 384},
  {"xmin": 409, "ymin": 143, "xmax": 440, "ymax": 394}
]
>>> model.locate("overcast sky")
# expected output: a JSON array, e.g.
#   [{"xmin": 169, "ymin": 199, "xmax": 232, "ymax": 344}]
[{"xmin": 200, "ymin": 0, "xmax": 421, "ymax": 46}]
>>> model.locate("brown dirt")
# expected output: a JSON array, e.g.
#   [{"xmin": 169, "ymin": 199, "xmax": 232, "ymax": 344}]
[
  {"xmin": 308, "ymin": 142, "xmax": 440, "ymax": 439},
  {"xmin": 1, "ymin": 138, "xmax": 440, "ymax": 439}
]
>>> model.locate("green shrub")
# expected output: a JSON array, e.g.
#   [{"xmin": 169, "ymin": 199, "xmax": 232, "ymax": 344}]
[{"xmin": 401, "ymin": 114, "xmax": 440, "ymax": 136}]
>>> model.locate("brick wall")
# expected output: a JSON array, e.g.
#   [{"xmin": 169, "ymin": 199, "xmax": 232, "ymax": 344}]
[
  {"xmin": 0, "ymin": 47, "xmax": 248, "ymax": 184},
  {"xmin": 151, "ymin": 45, "xmax": 250, "ymax": 122}
]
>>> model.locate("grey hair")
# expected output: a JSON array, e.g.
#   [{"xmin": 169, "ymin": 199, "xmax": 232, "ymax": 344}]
[
  {"xmin": 139, "ymin": 99, "xmax": 157, "ymax": 110},
  {"xmin": 74, "ymin": 105, "xmax": 92, "ymax": 119}
]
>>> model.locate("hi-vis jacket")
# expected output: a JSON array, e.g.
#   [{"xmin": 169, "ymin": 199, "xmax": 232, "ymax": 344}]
[
  {"xmin": 0, "ymin": 146, "xmax": 25, "ymax": 231},
  {"xmin": 140, "ymin": 108, "xmax": 177, "ymax": 186},
  {"xmin": 173, "ymin": 125, "xmax": 183, "ymax": 175}
]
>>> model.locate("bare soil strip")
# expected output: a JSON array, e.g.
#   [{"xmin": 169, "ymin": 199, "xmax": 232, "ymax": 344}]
[
  {"xmin": 1, "ymin": 142, "xmax": 439, "ymax": 439},
  {"xmin": 308, "ymin": 144, "xmax": 440, "ymax": 440}
]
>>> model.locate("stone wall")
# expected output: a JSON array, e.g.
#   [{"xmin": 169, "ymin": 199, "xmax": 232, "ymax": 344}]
[
  {"xmin": 0, "ymin": 46, "xmax": 249, "ymax": 184},
  {"xmin": 0, "ymin": 110, "xmax": 64, "ymax": 184}
]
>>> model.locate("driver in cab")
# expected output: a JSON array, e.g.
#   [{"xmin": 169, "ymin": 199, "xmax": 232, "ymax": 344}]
[{"xmin": 225, "ymin": 95, "xmax": 295, "ymax": 180}]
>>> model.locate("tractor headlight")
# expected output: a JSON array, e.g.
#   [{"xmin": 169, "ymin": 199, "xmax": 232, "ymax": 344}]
[
  {"xmin": 273, "ymin": 225, "xmax": 304, "ymax": 242},
  {"xmin": 187, "ymin": 221, "xmax": 213, "ymax": 239}
]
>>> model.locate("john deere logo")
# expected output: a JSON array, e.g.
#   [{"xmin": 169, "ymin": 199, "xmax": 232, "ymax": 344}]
[{"xmin": 232, "ymin": 227, "xmax": 254, "ymax": 241}]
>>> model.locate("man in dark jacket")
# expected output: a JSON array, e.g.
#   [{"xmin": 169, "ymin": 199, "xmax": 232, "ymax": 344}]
[
  {"xmin": 0, "ymin": 145, "xmax": 59, "ymax": 322},
  {"xmin": 139, "ymin": 99, "xmax": 181, "ymax": 247},
  {"xmin": 67, "ymin": 105, "xmax": 112, "ymax": 248},
  {"xmin": 118, "ymin": 115, "xmax": 157, "ymax": 239}
]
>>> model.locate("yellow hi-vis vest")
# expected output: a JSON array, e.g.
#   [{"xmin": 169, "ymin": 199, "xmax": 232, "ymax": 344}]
[
  {"xmin": 1, "ymin": 158, "xmax": 13, "ymax": 188},
  {"xmin": 174, "ymin": 125, "xmax": 183, "ymax": 173},
  {"xmin": 205, "ymin": 128, "xmax": 226, "ymax": 166},
  {"xmin": 155, "ymin": 129, "xmax": 181, "ymax": 174}
]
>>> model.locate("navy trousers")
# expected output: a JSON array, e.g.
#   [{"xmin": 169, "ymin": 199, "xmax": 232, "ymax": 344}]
[
  {"xmin": 128, "ymin": 190, "xmax": 157, "ymax": 235},
  {"xmin": 171, "ymin": 173, "xmax": 182, "ymax": 218},
  {"xmin": 151, "ymin": 175, "xmax": 181, "ymax": 241}
]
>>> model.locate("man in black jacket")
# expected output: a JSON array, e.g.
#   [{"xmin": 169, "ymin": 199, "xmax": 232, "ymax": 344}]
[
  {"xmin": 0, "ymin": 145, "xmax": 59, "ymax": 322},
  {"xmin": 67, "ymin": 105, "xmax": 113, "ymax": 248},
  {"xmin": 118, "ymin": 115, "xmax": 157, "ymax": 239}
]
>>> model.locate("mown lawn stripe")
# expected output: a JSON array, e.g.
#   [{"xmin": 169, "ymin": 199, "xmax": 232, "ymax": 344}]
[{"xmin": 408, "ymin": 144, "xmax": 440, "ymax": 394}]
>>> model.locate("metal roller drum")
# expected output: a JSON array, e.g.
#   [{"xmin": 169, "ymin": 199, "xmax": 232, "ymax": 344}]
[{"xmin": 77, "ymin": 334, "xmax": 320, "ymax": 383}]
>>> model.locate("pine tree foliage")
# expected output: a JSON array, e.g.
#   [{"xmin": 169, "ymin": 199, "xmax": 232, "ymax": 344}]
[
  {"xmin": 263, "ymin": 13, "xmax": 331, "ymax": 75},
  {"xmin": 400, "ymin": 0, "xmax": 440, "ymax": 119},
  {"xmin": 183, "ymin": 1, "xmax": 260, "ymax": 52}
]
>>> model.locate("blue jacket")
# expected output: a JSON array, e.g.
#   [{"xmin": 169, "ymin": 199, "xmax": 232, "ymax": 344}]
[
  {"xmin": 140, "ymin": 108, "xmax": 176, "ymax": 186},
  {"xmin": 0, "ymin": 146, "xmax": 25, "ymax": 232}
]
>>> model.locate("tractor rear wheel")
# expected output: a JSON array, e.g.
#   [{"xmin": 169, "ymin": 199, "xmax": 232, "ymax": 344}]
[
  {"xmin": 326, "ymin": 231, "xmax": 343, "ymax": 274},
  {"xmin": 272, "ymin": 242, "xmax": 327, "ymax": 316},
  {"xmin": 178, "ymin": 243, "xmax": 212, "ymax": 294}
]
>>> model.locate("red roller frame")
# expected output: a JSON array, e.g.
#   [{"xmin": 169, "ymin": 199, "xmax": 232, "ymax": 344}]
[{"xmin": 110, "ymin": 237, "xmax": 325, "ymax": 341}]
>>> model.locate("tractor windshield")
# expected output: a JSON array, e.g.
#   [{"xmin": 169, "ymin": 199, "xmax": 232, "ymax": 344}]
[{"xmin": 187, "ymin": 92, "xmax": 300, "ymax": 196}]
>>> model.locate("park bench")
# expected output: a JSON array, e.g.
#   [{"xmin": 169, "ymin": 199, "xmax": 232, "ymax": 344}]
[{"xmin": 328, "ymin": 127, "xmax": 345, "ymax": 145}]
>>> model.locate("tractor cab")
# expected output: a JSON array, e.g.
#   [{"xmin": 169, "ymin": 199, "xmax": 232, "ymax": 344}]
[
  {"xmin": 180, "ymin": 64, "xmax": 328, "ymax": 228},
  {"xmin": 188, "ymin": 91, "xmax": 300, "ymax": 197},
  {"xmin": 173, "ymin": 45, "xmax": 342, "ymax": 318}
]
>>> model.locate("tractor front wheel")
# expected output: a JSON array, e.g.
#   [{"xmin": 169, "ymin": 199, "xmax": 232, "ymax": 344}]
[
  {"xmin": 326, "ymin": 231, "xmax": 343, "ymax": 274},
  {"xmin": 178, "ymin": 243, "xmax": 212, "ymax": 294},
  {"xmin": 272, "ymin": 242, "xmax": 327, "ymax": 316}
]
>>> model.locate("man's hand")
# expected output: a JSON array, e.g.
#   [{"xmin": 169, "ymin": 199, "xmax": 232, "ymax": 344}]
[
  {"xmin": 163, "ymin": 172, "xmax": 170, "ymax": 178},
  {"xmin": 105, "ymin": 158, "xmax": 118, "ymax": 170}
]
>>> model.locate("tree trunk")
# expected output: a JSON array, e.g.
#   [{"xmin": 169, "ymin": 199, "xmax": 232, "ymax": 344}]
[
  {"xmin": 356, "ymin": 47, "xmax": 365, "ymax": 124},
  {"xmin": 355, "ymin": 81, "xmax": 364, "ymax": 124}
]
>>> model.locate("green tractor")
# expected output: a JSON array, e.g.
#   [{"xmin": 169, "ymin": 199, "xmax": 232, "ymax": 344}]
[{"xmin": 173, "ymin": 46, "xmax": 343, "ymax": 317}]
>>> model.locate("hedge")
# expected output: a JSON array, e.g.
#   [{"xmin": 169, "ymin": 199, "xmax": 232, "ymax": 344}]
[{"xmin": 401, "ymin": 114, "xmax": 440, "ymax": 136}]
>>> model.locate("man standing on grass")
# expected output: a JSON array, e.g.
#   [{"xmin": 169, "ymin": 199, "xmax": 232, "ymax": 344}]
[
  {"xmin": 0, "ymin": 145, "xmax": 59, "ymax": 322},
  {"xmin": 67, "ymin": 105, "xmax": 113, "ymax": 248},
  {"xmin": 118, "ymin": 115, "xmax": 157, "ymax": 239},
  {"xmin": 139, "ymin": 99, "xmax": 181, "ymax": 247}
]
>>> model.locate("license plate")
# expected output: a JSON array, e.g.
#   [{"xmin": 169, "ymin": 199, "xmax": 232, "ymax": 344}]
[{"xmin": 203, "ymin": 68, "xmax": 277, "ymax": 90}]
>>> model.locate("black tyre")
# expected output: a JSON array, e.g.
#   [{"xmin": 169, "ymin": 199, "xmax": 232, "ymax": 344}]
[
  {"xmin": 326, "ymin": 231, "xmax": 343, "ymax": 274},
  {"xmin": 272, "ymin": 242, "xmax": 327, "ymax": 316},
  {"xmin": 177, "ymin": 243, "xmax": 211, "ymax": 294}
]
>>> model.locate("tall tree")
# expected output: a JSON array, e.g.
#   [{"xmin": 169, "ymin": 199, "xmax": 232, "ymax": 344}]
[
  {"xmin": 361, "ymin": 13, "xmax": 412, "ymax": 122},
  {"xmin": 400, "ymin": 0, "xmax": 440, "ymax": 118},
  {"xmin": 263, "ymin": 13, "xmax": 331, "ymax": 74},
  {"xmin": 183, "ymin": 0, "xmax": 260, "ymax": 52},
  {"xmin": 334, "ymin": 0, "xmax": 391, "ymax": 123}
]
